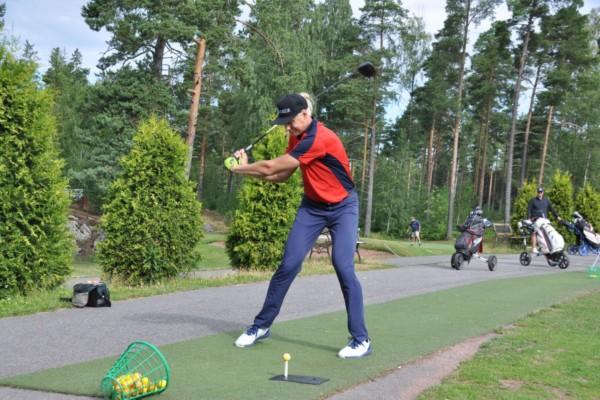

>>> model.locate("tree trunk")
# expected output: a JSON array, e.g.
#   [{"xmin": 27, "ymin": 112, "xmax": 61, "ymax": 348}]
[
  {"xmin": 446, "ymin": 0, "xmax": 471, "ymax": 240},
  {"xmin": 538, "ymin": 105, "xmax": 554, "ymax": 185},
  {"xmin": 474, "ymin": 121, "xmax": 485, "ymax": 194},
  {"xmin": 426, "ymin": 117, "xmax": 436, "ymax": 195},
  {"xmin": 197, "ymin": 114, "xmax": 209, "ymax": 200},
  {"xmin": 152, "ymin": 37, "xmax": 167, "ymax": 79},
  {"xmin": 360, "ymin": 122, "xmax": 369, "ymax": 195},
  {"xmin": 487, "ymin": 169, "xmax": 494, "ymax": 211},
  {"xmin": 519, "ymin": 62, "xmax": 542, "ymax": 185},
  {"xmin": 364, "ymin": 103, "xmax": 377, "ymax": 236},
  {"xmin": 505, "ymin": 14, "xmax": 533, "ymax": 223},
  {"xmin": 185, "ymin": 38, "xmax": 207, "ymax": 179},
  {"xmin": 583, "ymin": 147, "xmax": 592, "ymax": 186}
]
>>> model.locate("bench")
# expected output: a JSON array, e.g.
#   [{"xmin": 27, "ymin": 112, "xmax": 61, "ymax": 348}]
[
  {"xmin": 309, "ymin": 228, "xmax": 363, "ymax": 263},
  {"xmin": 492, "ymin": 223, "xmax": 527, "ymax": 246}
]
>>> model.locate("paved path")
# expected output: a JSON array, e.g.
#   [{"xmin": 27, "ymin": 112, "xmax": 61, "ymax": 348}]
[{"xmin": 0, "ymin": 254, "xmax": 595, "ymax": 399}]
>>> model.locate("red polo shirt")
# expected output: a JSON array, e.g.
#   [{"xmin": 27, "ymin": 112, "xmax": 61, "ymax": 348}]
[{"xmin": 286, "ymin": 119, "xmax": 354, "ymax": 204}]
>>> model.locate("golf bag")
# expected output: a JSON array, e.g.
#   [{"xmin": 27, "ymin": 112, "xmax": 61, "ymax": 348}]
[
  {"xmin": 518, "ymin": 218, "xmax": 569, "ymax": 268},
  {"xmin": 533, "ymin": 218, "xmax": 564, "ymax": 255},
  {"xmin": 451, "ymin": 210, "xmax": 496, "ymax": 271},
  {"xmin": 563, "ymin": 212, "xmax": 600, "ymax": 256},
  {"xmin": 72, "ymin": 282, "xmax": 111, "ymax": 308}
]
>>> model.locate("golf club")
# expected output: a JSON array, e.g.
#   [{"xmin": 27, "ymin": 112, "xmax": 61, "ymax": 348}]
[{"xmin": 243, "ymin": 61, "xmax": 376, "ymax": 153}]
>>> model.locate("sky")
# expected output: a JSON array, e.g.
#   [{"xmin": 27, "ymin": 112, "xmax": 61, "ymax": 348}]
[{"xmin": 3, "ymin": 0, "xmax": 599, "ymax": 116}]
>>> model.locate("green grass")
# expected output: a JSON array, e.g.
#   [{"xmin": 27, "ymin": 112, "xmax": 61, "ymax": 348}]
[
  {"xmin": 194, "ymin": 233, "xmax": 231, "ymax": 270},
  {"xmin": 419, "ymin": 290, "xmax": 600, "ymax": 399},
  {"xmin": 361, "ymin": 237, "xmax": 455, "ymax": 256},
  {"xmin": 2, "ymin": 273, "xmax": 598, "ymax": 400}
]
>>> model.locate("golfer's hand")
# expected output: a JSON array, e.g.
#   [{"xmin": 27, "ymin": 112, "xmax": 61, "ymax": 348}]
[{"xmin": 234, "ymin": 149, "xmax": 249, "ymax": 166}]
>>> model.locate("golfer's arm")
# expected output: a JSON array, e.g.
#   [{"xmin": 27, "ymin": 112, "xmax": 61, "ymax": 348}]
[
  {"xmin": 233, "ymin": 154, "xmax": 299, "ymax": 181},
  {"xmin": 263, "ymin": 169, "xmax": 296, "ymax": 183}
]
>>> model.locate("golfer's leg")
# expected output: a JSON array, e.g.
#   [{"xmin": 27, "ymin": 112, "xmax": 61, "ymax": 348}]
[
  {"xmin": 253, "ymin": 204, "xmax": 325, "ymax": 328},
  {"xmin": 329, "ymin": 194, "xmax": 368, "ymax": 341}
]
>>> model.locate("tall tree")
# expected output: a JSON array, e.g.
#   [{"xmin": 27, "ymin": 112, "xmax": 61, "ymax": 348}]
[
  {"xmin": 504, "ymin": 0, "xmax": 550, "ymax": 223},
  {"xmin": 82, "ymin": 0, "xmax": 239, "ymax": 78},
  {"xmin": 358, "ymin": 0, "xmax": 407, "ymax": 236},
  {"xmin": 43, "ymin": 48, "xmax": 90, "ymax": 180},
  {"xmin": 438, "ymin": 0, "xmax": 500, "ymax": 238},
  {"xmin": 73, "ymin": 68, "xmax": 175, "ymax": 210},
  {"xmin": 466, "ymin": 21, "xmax": 512, "ymax": 207},
  {"xmin": 537, "ymin": 2, "xmax": 593, "ymax": 185},
  {"xmin": 0, "ymin": 2, "xmax": 5, "ymax": 31}
]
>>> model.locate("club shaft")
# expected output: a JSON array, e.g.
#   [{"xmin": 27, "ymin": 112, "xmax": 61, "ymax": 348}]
[{"xmin": 245, "ymin": 125, "xmax": 277, "ymax": 152}]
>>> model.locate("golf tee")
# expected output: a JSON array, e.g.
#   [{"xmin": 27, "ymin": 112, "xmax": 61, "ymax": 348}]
[{"xmin": 284, "ymin": 361, "xmax": 288, "ymax": 379}]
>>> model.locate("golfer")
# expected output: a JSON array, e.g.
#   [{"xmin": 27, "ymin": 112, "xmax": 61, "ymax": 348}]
[
  {"xmin": 227, "ymin": 92, "xmax": 371, "ymax": 358},
  {"xmin": 527, "ymin": 187, "xmax": 561, "ymax": 255},
  {"xmin": 408, "ymin": 217, "xmax": 421, "ymax": 246}
]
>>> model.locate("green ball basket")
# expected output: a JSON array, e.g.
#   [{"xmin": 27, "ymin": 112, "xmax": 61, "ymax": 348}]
[
  {"xmin": 100, "ymin": 341, "xmax": 170, "ymax": 400},
  {"xmin": 588, "ymin": 265, "xmax": 600, "ymax": 279}
]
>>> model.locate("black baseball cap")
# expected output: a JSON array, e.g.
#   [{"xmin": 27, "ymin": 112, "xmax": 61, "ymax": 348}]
[
  {"xmin": 271, "ymin": 94, "xmax": 308, "ymax": 125},
  {"xmin": 537, "ymin": 187, "xmax": 544, "ymax": 193}
]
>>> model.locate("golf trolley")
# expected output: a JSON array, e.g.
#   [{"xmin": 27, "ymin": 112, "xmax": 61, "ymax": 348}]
[
  {"xmin": 517, "ymin": 218, "xmax": 569, "ymax": 269},
  {"xmin": 451, "ymin": 209, "xmax": 497, "ymax": 271},
  {"xmin": 563, "ymin": 212, "xmax": 600, "ymax": 269}
]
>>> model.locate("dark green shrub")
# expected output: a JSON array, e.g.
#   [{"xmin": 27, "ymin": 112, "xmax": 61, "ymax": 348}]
[
  {"xmin": 226, "ymin": 126, "xmax": 302, "ymax": 270},
  {"xmin": 0, "ymin": 47, "xmax": 74, "ymax": 298},
  {"xmin": 547, "ymin": 170, "xmax": 573, "ymax": 237},
  {"xmin": 423, "ymin": 187, "xmax": 449, "ymax": 240},
  {"xmin": 511, "ymin": 181, "xmax": 537, "ymax": 231},
  {"xmin": 97, "ymin": 117, "xmax": 203, "ymax": 285},
  {"xmin": 575, "ymin": 183, "xmax": 600, "ymax": 231}
]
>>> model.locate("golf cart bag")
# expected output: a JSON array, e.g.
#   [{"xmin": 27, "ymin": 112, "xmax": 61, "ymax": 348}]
[
  {"xmin": 569, "ymin": 212, "xmax": 600, "ymax": 251},
  {"xmin": 518, "ymin": 218, "xmax": 569, "ymax": 269},
  {"xmin": 451, "ymin": 208, "xmax": 497, "ymax": 271},
  {"xmin": 563, "ymin": 212, "xmax": 600, "ymax": 269}
]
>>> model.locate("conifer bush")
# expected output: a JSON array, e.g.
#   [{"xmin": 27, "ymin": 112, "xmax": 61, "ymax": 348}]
[
  {"xmin": 547, "ymin": 170, "xmax": 573, "ymax": 237},
  {"xmin": 226, "ymin": 126, "xmax": 302, "ymax": 270},
  {"xmin": 511, "ymin": 181, "xmax": 537, "ymax": 231},
  {"xmin": 0, "ymin": 47, "xmax": 74, "ymax": 298},
  {"xmin": 97, "ymin": 117, "xmax": 203, "ymax": 285},
  {"xmin": 575, "ymin": 183, "xmax": 600, "ymax": 231}
]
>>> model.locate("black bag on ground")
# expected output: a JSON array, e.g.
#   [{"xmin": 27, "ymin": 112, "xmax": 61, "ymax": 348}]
[{"xmin": 72, "ymin": 282, "xmax": 111, "ymax": 308}]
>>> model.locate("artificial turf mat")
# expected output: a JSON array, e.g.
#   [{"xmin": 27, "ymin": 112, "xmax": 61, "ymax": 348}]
[{"xmin": 2, "ymin": 272, "xmax": 599, "ymax": 399}]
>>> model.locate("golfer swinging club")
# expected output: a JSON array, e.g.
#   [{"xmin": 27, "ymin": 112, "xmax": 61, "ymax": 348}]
[{"xmin": 227, "ymin": 92, "xmax": 371, "ymax": 358}]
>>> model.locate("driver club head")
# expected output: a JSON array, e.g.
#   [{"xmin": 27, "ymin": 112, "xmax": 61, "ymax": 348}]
[{"xmin": 357, "ymin": 62, "xmax": 376, "ymax": 78}]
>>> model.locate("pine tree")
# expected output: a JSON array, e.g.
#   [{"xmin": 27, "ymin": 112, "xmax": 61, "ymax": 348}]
[
  {"xmin": 43, "ymin": 48, "xmax": 90, "ymax": 181},
  {"xmin": 97, "ymin": 117, "xmax": 203, "ymax": 285},
  {"xmin": 0, "ymin": 46, "xmax": 73, "ymax": 298}
]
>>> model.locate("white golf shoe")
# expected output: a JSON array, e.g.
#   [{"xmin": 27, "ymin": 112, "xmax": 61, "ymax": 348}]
[
  {"xmin": 338, "ymin": 338, "xmax": 372, "ymax": 358},
  {"xmin": 234, "ymin": 325, "xmax": 270, "ymax": 348}
]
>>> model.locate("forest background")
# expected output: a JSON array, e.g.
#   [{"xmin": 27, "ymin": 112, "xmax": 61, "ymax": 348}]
[{"xmin": 2, "ymin": 0, "xmax": 599, "ymax": 242}]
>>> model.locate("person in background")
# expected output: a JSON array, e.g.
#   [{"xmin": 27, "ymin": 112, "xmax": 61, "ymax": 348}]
[
  {"xmin": 408, "ymin": 217, "xmax": 421, "ymax": 246},
  {"xmin": 527, "ymin": 187, "xmax": 561, "ymax": 255}
]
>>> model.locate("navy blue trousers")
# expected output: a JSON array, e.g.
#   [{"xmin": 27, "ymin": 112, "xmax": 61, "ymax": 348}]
[{"xmin": 253, "ymin": 191, "xmax": 368, "ymax": 342}]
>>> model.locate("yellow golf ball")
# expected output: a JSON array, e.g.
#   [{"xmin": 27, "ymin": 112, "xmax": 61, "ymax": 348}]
[{"xmin": 282, "ymin": 353, "xmax": 291, "ymax": 361}]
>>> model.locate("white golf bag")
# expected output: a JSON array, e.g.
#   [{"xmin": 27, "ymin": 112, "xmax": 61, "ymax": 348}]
[
  {"xmin": 582, "ymin": 225, "xmax": 600, "ymax": 247},
  {"xmin": 533, "ymin": 218, "xmax": 564, "ymax": 255}
]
